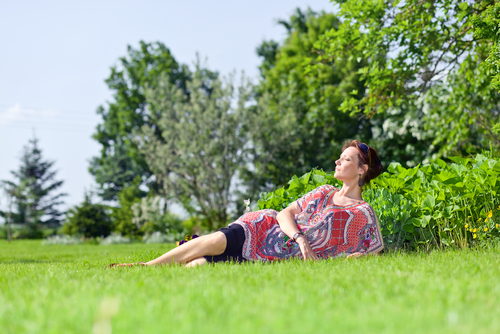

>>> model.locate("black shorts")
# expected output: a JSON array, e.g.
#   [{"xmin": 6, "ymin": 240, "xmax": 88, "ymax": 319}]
[{"xmin": 204, "ymin": 224, "xmax": 247, "ymax": 264}]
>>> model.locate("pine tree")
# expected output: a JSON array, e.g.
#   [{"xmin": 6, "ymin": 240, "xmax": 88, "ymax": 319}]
[{"xmin": 1, "ymin": 136, "xmax": 66, "ymax": 235}]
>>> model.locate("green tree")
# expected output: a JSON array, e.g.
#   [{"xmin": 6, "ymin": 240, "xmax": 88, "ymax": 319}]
[
  {"xmin": 111, "ymin": 176, "xmax": 144, "ymax": 237},
  {"xmin": 90, "ymin": 41, "xmax": 191, "ymax": 201},
  {"xmin": 312, "ymin": 0, "xmax": 500, "ymax": 157},
  {"xmin": 62, "ymin": 192, "xmax": 114, "ymax": 238},
  {"xmin": 473, "ymin": 1, "xmax": 500, "ymax": 91},
  {"xmin": 247, "ymin": 8, "xmax": 374, "ymax": 194},
  {"xmin": 1, "ymin": 136, "xmax": 66, "ymax": 237},
  {"xmin": 137, "ymin": 66, "xmax": 252, "ymax": 230},
  {"xmin": 473, "ymin": 1, "xmax": 500, "ymax": 138}
]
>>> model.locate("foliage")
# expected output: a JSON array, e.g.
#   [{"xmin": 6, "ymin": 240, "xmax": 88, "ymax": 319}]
[
  {"xmin": 90, "ymin": 41, "xmax": 192, "ymax": 201},
  {"xmin": 368, "ymin": 153, "xmax": 500, "ymax": 249},
  {"xmin": 111, "ymin": 176, "xmax": 144, "ymax": 237},
  {"xmin": 494, "ymin": 122, "xmax": 500, "ymax": 135},
  {"xmin": 62, "ymin": 193, "xmax": 114, "ymax": 238},
  {"xmin": 315, "ymin": 0, "xmax": 489, "ymax": 114},
  {"xmin": 473, "ymin": 1, "xmax": 500, "ymax": 90},
  {"xmin": 311, "ymin": 0, "xmax": 500, "ymax": 158},
  {"xmin": 137, "ymin": 66, "xmax": 252, "ymax": 230},
  {"xmin": 249, "ymin": 9, "xmax": 372, "ymax": 193},
  {"xmin": 257, "ymin": 169, "xmax": 341, "ymax": 211},
  {"xmin": 258, "ymin": 153, "xmax": 500, "ymax": 249},
  {"xmin": 3, "ymin": 241, "xmax": 500, "ymax": 334},
  {"xmin": 0, "ymin": 136, "xmax": 66, "ymax": 236}
]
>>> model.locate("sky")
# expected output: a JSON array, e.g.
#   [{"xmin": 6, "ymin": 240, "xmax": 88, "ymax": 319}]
[{"xmin": 0, "ymin": 0, "xmax": 334, "ymax": 217}]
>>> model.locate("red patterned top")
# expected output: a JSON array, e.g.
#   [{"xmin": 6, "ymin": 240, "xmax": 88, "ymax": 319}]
[{"xmin": 232, "ymin": 185, "xmax": 384, "ymax": 261}]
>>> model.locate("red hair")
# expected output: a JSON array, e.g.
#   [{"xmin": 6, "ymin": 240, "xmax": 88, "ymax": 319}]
[{"xmin": 342, "ymin": 140, "xmax": 383, "ymax": 186}]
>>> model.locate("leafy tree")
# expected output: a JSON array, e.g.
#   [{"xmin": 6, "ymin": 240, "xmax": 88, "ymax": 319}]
[
  {"xmin": 111, "ymin": 176, "xmax": 144, "ymax": 237},
  {"xmin": 473, "ymin": 1, "xmax": 500, "ymax": 138},
  {"xmin": 247, "ymin": 8, "xmax": 374, "ymax": 194},
  {"xmin": 136, "ymin": 67, "xmax": 252, "ymax": 230},
  {"xmin": 473, "ymin": 1, "xmax": 500, "ymax": 91},
  {"xmin": 90, "ymin": 41, "xmax": 191, "ymax": 201},
  {"xmin": 312, "ymin": 0, "xmax": 500, "ymax": 157},
  {"xmin": 62, "ymin": 192, "xmax": 113, "ymax": 238},
  {"xmin": 1, "ymin": 136, "xmax": 66, "ymax": 236}
]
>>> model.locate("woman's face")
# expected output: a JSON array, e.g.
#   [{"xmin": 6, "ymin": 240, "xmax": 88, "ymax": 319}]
[{"xmin": 334, "ymin": 147, "xmax": 366, "ymax": 182}]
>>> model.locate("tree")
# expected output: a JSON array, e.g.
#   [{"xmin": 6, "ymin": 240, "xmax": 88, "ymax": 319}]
[
  {"xmin": 473, "ymin": 1, "xmax": 500, "ymax": 138},
  {"xmin": 312, "ymin": 0, "xmax": 500, "ymax": 157},
  {"xmin": 90, "ymin": 41, "xmax": 191, "ymax": 201},
  {"xmin": 1, "ymin": 136, "xmax": 66, "ymax": 237},
  {"xmin": 62, "ymin": 192, "xmax": 114, "ymax": 238},
  {"xmin": 136, "ymin": 67, "xmax": 252, "ymax": 230},
  {"xmin": 111, "ymin": 176, "xmax": 144, "ymax": 237},
  {"xmin": 473, "ymin": 1, "xmax": 500, "ymax": 91},
  {"xmin": 247, "ymin": 8, "xmax": 374, "ymax": 194}
]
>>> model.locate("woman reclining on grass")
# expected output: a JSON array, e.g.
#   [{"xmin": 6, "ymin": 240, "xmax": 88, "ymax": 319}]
[{"xmin": 109, "ymin": 140, "xmax": 384, "ymax": 268}]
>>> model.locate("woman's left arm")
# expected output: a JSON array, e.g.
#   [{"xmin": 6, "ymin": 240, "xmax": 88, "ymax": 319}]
[
  {"xmin": 346, "ymin": 251, "xmax": 381, "ymax": 259},
  {"xmin": 276, "ymin": 202, "xmax": 319, "ymax": 261}
]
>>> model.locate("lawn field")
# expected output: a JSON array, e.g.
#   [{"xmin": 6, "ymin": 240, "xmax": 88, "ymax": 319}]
[{"xmin": 1, "ymin": 240, "xmax": 500, "ymax": 334}]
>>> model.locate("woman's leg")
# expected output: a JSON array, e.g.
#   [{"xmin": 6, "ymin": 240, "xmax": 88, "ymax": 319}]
[{"xmin": 145, "ymin": 232, "xmax": 226, "ymax": 266}]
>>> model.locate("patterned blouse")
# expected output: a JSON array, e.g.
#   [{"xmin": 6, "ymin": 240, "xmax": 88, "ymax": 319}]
[{"xmin": 232, "ymin": 184, "xmax": 384, "ymax": 261}]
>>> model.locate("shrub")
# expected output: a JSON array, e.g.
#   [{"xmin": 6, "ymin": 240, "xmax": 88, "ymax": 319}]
[
  {"xmin": 257, "ymin": 153, "xmax": 500, "ymax": 249},
  {"xmin": 63, "ymin": 197, "xmax": 114, "ymax": 238},
  {"xmin": 257, "ymin": 169, "xmax": 341, "ymax": 211}
]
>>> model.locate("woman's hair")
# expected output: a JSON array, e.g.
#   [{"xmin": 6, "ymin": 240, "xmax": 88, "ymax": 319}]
[{"xmin": 342, "ymin": 139, "xmax": 383, "ymax": 186}]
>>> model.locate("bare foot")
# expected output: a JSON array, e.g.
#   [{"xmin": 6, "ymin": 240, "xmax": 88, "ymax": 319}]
[
  {"xmin": 106, "ymin": 262, "xmax": 146, "ymax": 269},
  {"xmin": 184, "ymin": 257, "xmax": 207, "ymax": 268}
]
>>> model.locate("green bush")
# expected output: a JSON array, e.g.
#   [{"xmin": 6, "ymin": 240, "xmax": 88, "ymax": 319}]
[
  {"xmin": 257, "ymin": 169, "xmax": 341, "ymax": 211},
  {"xmin": 257, "ymin": 153, "xmax": 500, "ymax": 249},
  {"xmin": 62, "ymin": 199, "xmax": 114, "ymax": 238},
  {"xmin": 369, "ymin": 153, "xmax": 500, "ymax": 248},
  {"xmin": 12, "ymin": 227, "xmax": 44, "ymax": 239}
]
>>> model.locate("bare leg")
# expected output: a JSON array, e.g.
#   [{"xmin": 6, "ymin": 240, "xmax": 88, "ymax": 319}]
[{"xmin": 145, "ymin": 232, "xmax": 226, "ymax": 266}]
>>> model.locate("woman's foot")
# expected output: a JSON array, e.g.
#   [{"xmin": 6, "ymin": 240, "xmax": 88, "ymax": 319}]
[
  {"xmin": 106, "ymin": 262, "xmax": 146, "ymax": 269},
  {"xmin": 184, "ymin": 257, "xmax": 207, "ymax": 268}
]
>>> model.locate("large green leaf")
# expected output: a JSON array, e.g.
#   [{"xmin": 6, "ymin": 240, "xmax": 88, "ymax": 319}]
[{"xmin": 422, "ymin": 195, "xmax": 436, "ymax": 210}]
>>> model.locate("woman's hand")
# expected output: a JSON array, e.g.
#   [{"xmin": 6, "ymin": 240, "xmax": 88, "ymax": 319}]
[
  {"xmin": 346, "ymin": 252, "xmax": 366, "ymax": 259},
  {"xmin": 297, "ymin": 236, "xmax": 319, "ymax": 261}
]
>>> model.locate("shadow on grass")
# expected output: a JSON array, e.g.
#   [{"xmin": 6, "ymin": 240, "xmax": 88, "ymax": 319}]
[{"xmin": 1, "ymin": 259, "xmax": 64, "ymax": 264}]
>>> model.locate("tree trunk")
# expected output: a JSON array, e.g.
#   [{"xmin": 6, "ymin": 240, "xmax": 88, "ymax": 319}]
[{"xmin": 7, "ymin": 189, "xmax": 13, "ymax": 243}]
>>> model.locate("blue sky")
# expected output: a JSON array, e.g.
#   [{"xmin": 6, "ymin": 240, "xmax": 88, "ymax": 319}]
[{"xmin": 0, "ymin": 0, "xmax": 334, "ymax": 215}]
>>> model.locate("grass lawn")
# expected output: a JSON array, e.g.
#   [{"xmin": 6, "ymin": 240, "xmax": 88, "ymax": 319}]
[{"xmin": 1, "ymin": 240, "xmax": 499, "ymax": 334}]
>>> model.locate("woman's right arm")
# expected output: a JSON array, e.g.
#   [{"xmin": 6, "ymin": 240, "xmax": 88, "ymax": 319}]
[{"xmin": 276, "ymin": 202, "xmax": 319, "ymax": 261}]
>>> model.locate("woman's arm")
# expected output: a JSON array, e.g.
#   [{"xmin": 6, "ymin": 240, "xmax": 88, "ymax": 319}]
[
  {"xmin": 276, "ymin": 202, "xmax": 319, "ymax": 261},
  {"xmin": 345, "ymin": 251, "xmax": 380, "ymax": 259}
]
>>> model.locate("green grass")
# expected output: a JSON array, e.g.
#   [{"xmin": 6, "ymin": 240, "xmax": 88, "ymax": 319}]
[{"xmin": 1, "ymin": 240, "xmax": 499, "ymax": 334}]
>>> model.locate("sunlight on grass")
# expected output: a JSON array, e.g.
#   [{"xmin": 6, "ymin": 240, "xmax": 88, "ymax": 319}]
[{"xmin": 1, "ymin": 240, "xmax": 499, "ymax": 334}]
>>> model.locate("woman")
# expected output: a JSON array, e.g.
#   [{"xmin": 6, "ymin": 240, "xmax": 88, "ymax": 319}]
[{"xmin": 109, "ymin": 140, "xmax": 384, "ymax": 268}]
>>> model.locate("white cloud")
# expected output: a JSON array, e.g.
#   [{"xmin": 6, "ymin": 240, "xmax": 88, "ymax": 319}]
[{"xmin": 0, "ymin": 104, "xmax": 59, "ymax": 125}]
